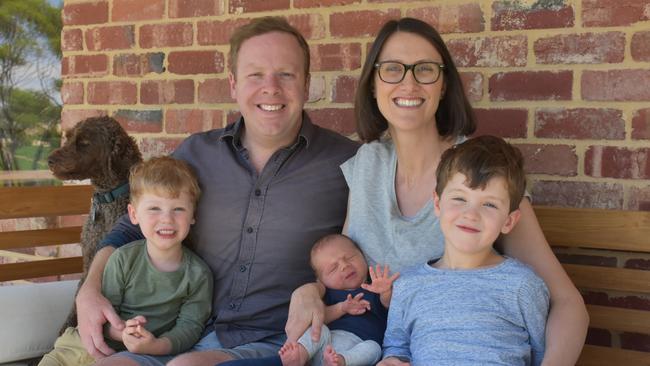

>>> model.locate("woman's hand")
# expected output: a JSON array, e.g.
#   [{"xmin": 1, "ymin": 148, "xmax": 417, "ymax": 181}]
[{"xmin": 285, "ymin": 282, "xmax": 326, "ymax": 343}]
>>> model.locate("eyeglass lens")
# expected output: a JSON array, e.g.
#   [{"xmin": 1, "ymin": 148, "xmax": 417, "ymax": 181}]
[{"xmin": 378, "ymin": 62, "xmax": 442, "ymax": 84}]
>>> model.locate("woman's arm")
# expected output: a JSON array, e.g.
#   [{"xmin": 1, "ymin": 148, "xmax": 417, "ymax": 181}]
[
  {"xmin": 285, "ymin": 281, "xmax": 326, "ymax": 343},
  {"xmin": 501, "ymin": 199, "xmax": 588, "ymax": 366}
]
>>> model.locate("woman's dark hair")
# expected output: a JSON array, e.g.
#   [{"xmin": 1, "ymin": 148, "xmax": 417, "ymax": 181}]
[{"xmin": 355, "ymin": 17, "xmax": 476, "ymax": 142}]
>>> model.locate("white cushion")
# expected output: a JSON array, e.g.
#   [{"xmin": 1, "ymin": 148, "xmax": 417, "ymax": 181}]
[{"xmin": 0, "ymin": 280, "xmax": 78, "ymax": 363}]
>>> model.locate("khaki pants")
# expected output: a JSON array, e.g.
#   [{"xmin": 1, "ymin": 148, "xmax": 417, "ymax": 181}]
[{"xmin": 38, "ymin": 327, "xmax": 95, "ymax": 366}]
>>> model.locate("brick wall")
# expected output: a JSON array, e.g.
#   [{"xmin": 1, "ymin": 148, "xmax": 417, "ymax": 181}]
[{"xmin": 59, "ymin": 0, "xmax": 650, "ymax": 351}]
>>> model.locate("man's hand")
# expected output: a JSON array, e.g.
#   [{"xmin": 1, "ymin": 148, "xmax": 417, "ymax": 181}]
[
  {"xmin": 377, "ymin": 357, "xmax": 411, "ymax": 366},
  {"xmin": 339, "ymin": 293, "xmax": 371, "ymax": 315},
  {"xmin": 362, "ymin": 264, "xmax": 399, "ymax": 295},
  {"xmin": 76, "ymin": 282, "xmax": 124, "ymax": 359},
  {"xmin": 285, "ymin": 283, "xmax": 326, "ymax": 343}
]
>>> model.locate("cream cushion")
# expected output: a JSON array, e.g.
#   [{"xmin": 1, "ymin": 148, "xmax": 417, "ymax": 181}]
[{"xmin": 0, "ymin": 280, "xmax": 78, "ymax": 364}]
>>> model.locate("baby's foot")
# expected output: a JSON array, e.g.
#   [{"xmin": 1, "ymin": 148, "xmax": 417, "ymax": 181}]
[
  {"xmin": 279, "ymin": 342, "xmax": 309, "ymax": 366},
  {"xmin": 323, "ymin": 345, "xmax": 346, "ymax": 366}
]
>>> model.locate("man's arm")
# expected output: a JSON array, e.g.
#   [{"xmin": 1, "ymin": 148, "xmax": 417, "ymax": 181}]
[{"xmin": 76, "ymin": 246, "xmax": 122, "ymax": 358}]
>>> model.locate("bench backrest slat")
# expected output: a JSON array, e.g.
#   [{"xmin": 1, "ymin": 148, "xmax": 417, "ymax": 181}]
[
  {"xmin": 0, "ymin": 257, "xmax": 83, "ymax": 282},
  {"xmin": 578, "ymin": 345, "xmax": 650, "ymax": 366},
  {"xmin": 587, "ymin": 305, "xmax": 650, "ymax": 334},
  {"xmin": 0, "ymin": 227, "xmax": 83, "ymax": 250},
  {"xmin": 536, "ymin": 206, "xmax": 650, "ymax": 252},
  {"xmin": 0, "ymin": 185, "xmax": 93, "ymax": 219},
  {"xmin": 563, "ymin": 263, "xmax": 650, "ymax": 294}
]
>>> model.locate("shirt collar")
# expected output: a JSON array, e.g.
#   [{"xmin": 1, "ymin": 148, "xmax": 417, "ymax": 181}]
[{"xmin": 220, "ymin": 112, "xmax": 315, "ymax": 150}]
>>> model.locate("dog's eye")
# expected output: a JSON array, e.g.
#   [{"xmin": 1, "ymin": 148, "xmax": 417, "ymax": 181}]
[{"xmin": 77, "ymin": 140, "xmax": 90, "ymax": 148}]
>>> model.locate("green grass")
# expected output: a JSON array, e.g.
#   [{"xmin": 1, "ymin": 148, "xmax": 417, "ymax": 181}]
[{"xmin": 14, "ymin": 145, "xmax": 55, "ymax": 170}]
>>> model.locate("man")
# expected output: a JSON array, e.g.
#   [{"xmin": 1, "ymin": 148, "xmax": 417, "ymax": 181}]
[{"xmin": 77, "ymin": 17, "xmax": 359, "ymax": 366}]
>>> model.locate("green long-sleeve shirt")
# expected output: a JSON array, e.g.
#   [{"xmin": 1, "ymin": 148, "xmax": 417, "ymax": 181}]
[{"xmin": 102, "ymin": 240, "xmax": 213, "ymax": 354}]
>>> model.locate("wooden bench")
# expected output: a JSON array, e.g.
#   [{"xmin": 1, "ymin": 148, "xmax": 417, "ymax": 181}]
[
  {"xmin": 537, "ymin": 207, "xmax": 650, "ymax": 366},
  {"xmin": 0, "ymin": 185, "xmax": 649, "ymax": 365}
]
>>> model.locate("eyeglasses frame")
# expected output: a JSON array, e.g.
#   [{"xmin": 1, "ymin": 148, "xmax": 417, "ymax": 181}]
[{"xmin": 374, "ymin": 61, "xmax": 445, "ymax": 85}]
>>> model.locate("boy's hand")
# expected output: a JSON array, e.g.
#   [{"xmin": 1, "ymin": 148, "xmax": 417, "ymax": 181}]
[
  {"xmin": 362, "ymin": 264, "xmax": 399, "ymax": 295},
  {"xmin": 377, "ymin": 357, "xmax": 411, "ymax": 366},
  {"xmin": 340, "ymin": 293, "xmax": 371, "ymax": 315}
]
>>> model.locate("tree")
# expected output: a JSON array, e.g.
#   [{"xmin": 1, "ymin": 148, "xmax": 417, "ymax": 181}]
[{"xmin": 0, "ymin": 0, "xmax": 61, "ymax": 171}]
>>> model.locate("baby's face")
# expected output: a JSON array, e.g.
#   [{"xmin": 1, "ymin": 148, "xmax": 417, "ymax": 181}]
[{"xmin": 312, "ymin": 238, "xmax": 368, "ymax": 291}]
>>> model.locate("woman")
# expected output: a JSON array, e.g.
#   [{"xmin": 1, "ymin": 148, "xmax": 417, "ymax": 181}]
[{"xmin": 287, "ymin": 18, "xmax": 588, "ymax": 365}]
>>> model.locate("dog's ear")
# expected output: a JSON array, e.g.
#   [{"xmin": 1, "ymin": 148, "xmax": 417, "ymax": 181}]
[{"xmin": 106, "ymin": 125, "xmax": 142, "ymax": 183}]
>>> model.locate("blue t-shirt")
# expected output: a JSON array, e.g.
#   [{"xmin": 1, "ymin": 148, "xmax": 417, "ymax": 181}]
[{"xmin": 325, "ymin": 287, "xmax": 387, "ymax": 345}]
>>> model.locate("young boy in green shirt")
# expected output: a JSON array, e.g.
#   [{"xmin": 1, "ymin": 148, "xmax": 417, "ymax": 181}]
[{"xmin": 40, "ymin": 156, "xmax": 213, "ymax": 366}]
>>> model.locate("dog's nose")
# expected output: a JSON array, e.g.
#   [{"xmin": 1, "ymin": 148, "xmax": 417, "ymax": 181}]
[{"xmin": 47, "ymin": 154, "xmax": 58, "ymax": 167}]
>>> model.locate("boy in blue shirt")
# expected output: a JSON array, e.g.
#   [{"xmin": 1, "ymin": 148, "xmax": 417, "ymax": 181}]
[{"xmin": 380, "ymin": 136, "xmax": 550, "ymax": 366}]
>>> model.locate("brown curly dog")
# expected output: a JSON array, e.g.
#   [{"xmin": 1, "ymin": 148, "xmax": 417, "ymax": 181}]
[{"xmin": 48, "ymin": 116, "xmax": 142, "ymax": 332}]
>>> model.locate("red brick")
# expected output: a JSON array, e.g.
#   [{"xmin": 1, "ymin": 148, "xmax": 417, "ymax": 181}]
[
  {"xmin": 62, "ymin": 2, "xmax": 108, "ymax": 26},
  {"xmin": 633, "ymin": 109, "xmax": 650, "ymax": 140},
  {"xmin": 582, "ymin": 70, "xmax": 650, "ymax": 101},
  {"xmin": 306, "ymin": 108, "xmax": 356, "ymax": 135},
  {"xmin": 448, "ymin": 35, "xmax": 526, "ymax": 67},
  {"xmin": 625, "ymin": 258, "xmax": 650, "ymax": 270},
  {"xmin": 61, "ymin": 82, "xmax": 84, "ymax": 105},
  {"xmin": 62, "ymin": 29, "xmax": 83, "ymax": 52},
  {"xmin": 168, "ymin": 51, "xmax": 225, "ymax": 75},
  {"xmin": 229, "ymin": 0, "xmax": 289, "ymax": 14},
  {"xmin": 198, "ymin": 18, "xmax": 251, "ymax": 46},
  {"xmin": 628, "ymin": 186, "xmax": 650, "ymax": 211},
  {"xmin": 85, "ymin": 25, "xmax": 135, "ymax": 51},
  {"xmin": 586, "ymin": 146, "xmax": 650, "ymax": 179},
  {"xmin": 535, "ymin": 108, "xmax": 625, "ymax": 140},
  {"xmin": 631, "ymin": 31, "xmax": 650, "ymax": 62},
  {"xmin": 406, "ymin": 4, "xmax": 485, "ymax": 34},
  {"xmin": 141, "ymin": 80, "xmax": 194, "ymax": 105},
  {"xmin": 227, "ymin": 110, "xmax": 242, "ymax": 123},
  {"xmin": 169, "ymin": 0, "xmax": 223, "ymax": 18},
  {"xmin": 535, "ymin": 32, "xmax": 625, "ymax": 64},
  {"xmin": 87, "ymin": 81, "xmax": 137, "ymax": 105},
  {"xmin": 490, "ymin": 71, "xmax": 572, "ymax": 101},
  {"xmin": 61, "ymin": 109, "xmax": 107, "ymax": 130},
  {"xmin": 332, "ymin": 75, "xmax": 358, "ymax": 103},
  {"xmin": 113, "ymin": 53, "xmax": 165, "ymax": 77},
  {"xmin": 198, "ymin": 78, "xmax": 234, "ymax": 103},
  {"xmin": 166, "ymin": 109, "xmax": 224, "ymax": 134},
  {"xmin": 584, "ymin": 290, "xmax": 650, "ymax": 311},
  {"xmin": 473, "ymin": 108, "xmax": 527, "ymax": 138},
  {"xmin": 140, "ymin": 138, "xmax": 184, "ymax": 158},
  {"xmin": 294, "ymin": 0, "xmax": 359, "ymax": 8},
  {"xmin": 460, "ymin": 72, "xmax": 483, "ymax": 102},
  {"xmin": 620, "ymin": 333, "xmax": 650, "ymax": 352},
  {"xmin": 61, "ymin": 55, "xmax": 108, "ymax": 77},
  {"xmin": 517, "ymin": 144, "xmax": 578, "ymax": 176},
  {"xmin": 554, "ymin": 253, "xmax": 617, "ymax": 267},
  {"xmin": 583, "ymin": 0, "xmax": 650, "ymax": 27},
  {"xmin": 287, "ymin": 14, "xmax": 327, "ymax": 40},
  {"xmin": 584, "ymin": 328, "xmax": 612, "ymax": 347},
  {"xmin": 492, "ymin": 1, "xmax": 574, "ymax": 30},
  {"xmin": 310, "ymin": 43, "xmax": 361, "ymax": 72},
  {"xmin": 330, "ymin": 10, "xmax": 400, "ymax": 38},
  {"xmin": 531, "ymin": 181, "xmax": 623, "ymax": 209},
  {"xmin": 113, "ymin": 109, "xmax": 163, "ymax": 133},
  {"xmin": 112, "ymin": 0, "xmax": 164, "ymax": 21},
  {"xmin": 308, "ymin": 75, "xmax": 325, "ymax": 103},
  {"xmin": 139, "ymin": 23, "xmax": 193, "ymax": 49}
]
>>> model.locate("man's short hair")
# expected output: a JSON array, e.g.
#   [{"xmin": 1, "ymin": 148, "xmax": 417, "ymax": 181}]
[
  {"xmin": 228, "ymin": 16, "xmax": 310, "ymax": 77},
  {"xmin": 129, "ymin": 156, "xmax": 201, "ymax": 207},
  {"xmin": 435, "ymin": 136, "xmax": 526, "ymax": 213}
]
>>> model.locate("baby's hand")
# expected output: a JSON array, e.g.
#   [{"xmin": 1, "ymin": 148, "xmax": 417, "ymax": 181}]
[
  {"xmin": 340, "ymin": 293, "xmax": 370, "ymax": 315},
  {"xmin": 362, "ymin": 264, "xmax": 399, "ymax": 295}
]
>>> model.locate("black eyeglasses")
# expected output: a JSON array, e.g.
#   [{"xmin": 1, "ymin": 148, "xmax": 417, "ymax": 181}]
[{"xmin": 374, "ymin": 61, "xmax": 445, "ymax": 84}]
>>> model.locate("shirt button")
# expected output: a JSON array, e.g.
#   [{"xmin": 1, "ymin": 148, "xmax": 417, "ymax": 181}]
[
  {"xmin": 254, "ymin": 189, "xmax": 261, "ymax": 196},
  {"xmin": 229, "ymin": 303, "xmax": 236, "ymax": 310},
  {"xmin": 246, "ymin": 227, "xmax": 253, "ymax": 233},
  {"xmin": 239, "ymin": 265, "xmax": 247, "ymax": 272}
]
